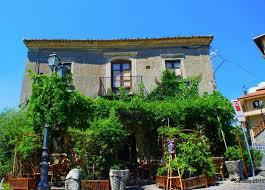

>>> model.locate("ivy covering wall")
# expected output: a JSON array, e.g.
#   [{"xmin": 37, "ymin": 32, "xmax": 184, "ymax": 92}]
[{"xmin": 0, "ymin": 70, "xmax": 236, "ymax": 179}]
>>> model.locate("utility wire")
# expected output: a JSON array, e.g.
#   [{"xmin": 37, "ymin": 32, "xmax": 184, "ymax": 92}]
[
  {"xmin": 214, "ymin": 60, "xmax": 225, "ymax": 75},
  {"xmin": 210, "ymin": 46, "xmax": 259, "ymax": 79}
]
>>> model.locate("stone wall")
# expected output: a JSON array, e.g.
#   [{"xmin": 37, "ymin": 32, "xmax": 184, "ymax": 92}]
[{"xmin": 21, "ymin": 45, "xmax": 215, "ymax": 103}]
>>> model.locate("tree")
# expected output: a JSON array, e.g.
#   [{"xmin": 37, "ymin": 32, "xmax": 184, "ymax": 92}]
[
  {"xmin": 0, "ymin": 109, "xmax": 40, "ymax": 178},
  {"xmin": 69, "ymin": 112, "xmax": 128, "ymax": 179}
]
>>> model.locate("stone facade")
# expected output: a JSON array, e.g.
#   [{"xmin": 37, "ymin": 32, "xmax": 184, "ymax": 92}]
[{"xmin": 21, "ymin": 36, "xmax": 215, "ymax": 103}]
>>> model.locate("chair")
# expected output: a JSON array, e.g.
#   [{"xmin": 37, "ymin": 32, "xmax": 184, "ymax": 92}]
[{"xmin": 212, "ymin": 157, "xmax": 224, "ymax": 180}]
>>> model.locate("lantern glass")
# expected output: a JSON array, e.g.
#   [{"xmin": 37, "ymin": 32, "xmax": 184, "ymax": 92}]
[
  {"xmin": 56, "ymin": 65, "xmax": 70, "ymax": 78},
  {"xmin": 48, "ymin": 53, "xmax": 60, "ymax": 70},
  {"xmin": 259, "ymin": 100, "xmax": 264, "ymax": 109}
]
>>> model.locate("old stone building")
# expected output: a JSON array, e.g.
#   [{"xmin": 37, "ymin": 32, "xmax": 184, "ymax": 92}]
[{"xmin": 21, "ymin": 36, "xmax": 215, "ymax": 103}]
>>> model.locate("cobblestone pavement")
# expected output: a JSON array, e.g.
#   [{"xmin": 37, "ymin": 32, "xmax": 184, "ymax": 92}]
[{"xmin": 127, "ymin": 175, "xmax": 265, "ymax": 190}]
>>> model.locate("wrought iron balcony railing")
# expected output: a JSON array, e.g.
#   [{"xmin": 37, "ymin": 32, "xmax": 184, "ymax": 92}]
[{"xmin": 99, "ymin": 75, "xmax": 147, "ymax": 96}]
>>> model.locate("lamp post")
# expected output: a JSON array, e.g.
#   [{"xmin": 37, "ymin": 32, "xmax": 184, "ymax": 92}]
[{"xmin": 38, "ymin": 53, "xmax": 70, "ymax": 190}]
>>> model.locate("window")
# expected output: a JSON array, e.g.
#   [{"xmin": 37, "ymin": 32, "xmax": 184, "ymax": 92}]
[
  {"xmin": 111, "ymin": 60, "xmax": 131, "ymax": 93},
  {"xmin": 165, "ymin": 60, "xmax": 182, "ymax": 77},
  {"xmin": 62, "ymin": 62, "xmax": 72, "ymax": 71}
]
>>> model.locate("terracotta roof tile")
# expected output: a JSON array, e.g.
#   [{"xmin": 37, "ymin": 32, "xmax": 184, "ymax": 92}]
[
  {"xmin": 239, "ymin": 88, "xmax": 265, "ymax": 99},
  {"xmin": 23, "ymin": 35, "xmax": 214, "ymax": 49},
  {"xmin": 24, "ymin": 35, "xmax": 213, "ymax": 43}
]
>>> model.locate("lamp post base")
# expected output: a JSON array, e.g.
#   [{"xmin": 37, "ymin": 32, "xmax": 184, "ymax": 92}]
[
  {"xmin": 38, "ymin": 159, "xmax": 49, "ymax": 190},
  {"xmin": 38, "ymin": 183, "xmax": 49, "ymax": 190},
  {"xmin": 38, "ymin": 124, "xmax": 50, "ymax": 190}
]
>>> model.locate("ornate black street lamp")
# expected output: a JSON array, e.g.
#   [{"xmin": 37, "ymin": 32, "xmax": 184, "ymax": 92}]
[
  {"xmin": 38, "ymin": 52, "xmax": 70, "ymax": 190},
  {"xmin": 48, "ymin": 53, "xmax": 61, "ymax": 71},
  {"xmin": 253, "ymin": 100, "xmax": 264, "ymax": 122}
]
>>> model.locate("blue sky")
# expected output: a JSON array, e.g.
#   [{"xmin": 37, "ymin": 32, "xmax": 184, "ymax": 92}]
[{"xmin": 0, "ymin": 0, "xmax": 264, "ymax": 110}]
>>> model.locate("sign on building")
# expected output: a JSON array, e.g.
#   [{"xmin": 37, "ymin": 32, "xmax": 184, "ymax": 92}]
[
  {"xmin": 167, "ymin": 139, "xmax": 175, "ymax": 154},
  {"xmin": 232, "ymin": 99, "xmax": 246, "ymax": 122}
]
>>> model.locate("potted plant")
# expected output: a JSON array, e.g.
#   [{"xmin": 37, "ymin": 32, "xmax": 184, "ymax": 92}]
[
  {"xmin": 109, "ymin": 164, "xmax": 129, "ymax": 190},
  {"xmin": 156, "ymin": 128, "xmax": 216, "ymax": 190},
  {"xmin": 224, "ymin": 146, "xmax": 244, "ymax": 180}
]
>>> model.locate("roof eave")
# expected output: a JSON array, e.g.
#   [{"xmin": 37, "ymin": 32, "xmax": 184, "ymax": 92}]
[
  {"xmin": 253, "ymin": 34, "xmax": 265, "ymax": 56},
  {"xmin": 23, "ymin": 35, "xmax": 214, "ymax": 49}
]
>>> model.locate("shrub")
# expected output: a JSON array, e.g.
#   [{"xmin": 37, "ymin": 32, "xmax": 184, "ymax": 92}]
[
  {"xmin": 70, "ymin": 112, "xmax": 128, "ymax": 179},
  {"xmin": 225, "ymin": 146, "xmax": 263, "ymax": 170},
  {"xmin": 0, "ymin": 109, "xmax": 40, "ymax": 178},
  {"xmin": 157, "ymin": 128, "xmax": 215, "ymax": 178},
  {"xmin": 224, "ymin": 146, "xmax": 241, "ymax": 161},
  {"xmin": 148, "ymin": 70, "xmax": 199, "ymax": 101},
  {"xmin": 249, "ymin": 149, "xmax": 263, "ymax": 168}
]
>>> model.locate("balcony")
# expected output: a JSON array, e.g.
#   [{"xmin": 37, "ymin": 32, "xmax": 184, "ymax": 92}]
[{"xmin": 99, "ymin": 76, "xmax": 146, "ymax": 96}]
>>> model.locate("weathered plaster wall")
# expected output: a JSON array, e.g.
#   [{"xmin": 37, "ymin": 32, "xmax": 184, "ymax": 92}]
[
  {"xmin": 255, "ymin": 130, "xmax": 265, "ymax": 144},
  {"xmin": 242, "ymin": 97, "xmax": 265, "ymax": 113},
  {"xmin": 248, "ymin": 115, "xmax": 264, "ymax": 128},
  {"xmin": 21, "ymin": 45, "xmax": 215, "ymax": 103}
]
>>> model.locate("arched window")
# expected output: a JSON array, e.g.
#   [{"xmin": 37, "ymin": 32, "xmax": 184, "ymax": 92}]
[{"xmin": 111, "ymin": 60, "xmax": 132, "ymax": 93}]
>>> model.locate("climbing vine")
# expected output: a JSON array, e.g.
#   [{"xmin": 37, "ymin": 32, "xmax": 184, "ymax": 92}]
[{"xmin": 0, "ymin": 70, "xmax": 235, "ymax": 179}]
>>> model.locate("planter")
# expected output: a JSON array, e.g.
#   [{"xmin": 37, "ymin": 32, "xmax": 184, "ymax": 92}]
[
  {"xmin": 109, "ymin": 169, "xmax": 129, "ymax": 190},
  {"xmin": 65, "ymin": 168, "xmax": 81, "ymax": 190},
  {"xmin": 81, "ymin": 180, "xmax": 110, "ymax": 190},
  {"xmin": 9, "ymin": 178, "xmax": 36, "ymax": 190},
  {"xmin": 156, "ymin": 175, "xmax": 215, "ymax": 190},
  {"xmin": 225, "ymin": 160, "xmax": 244, "ymax": 180},
  {"xmin": 156, "ymin": 175, "xmax": 182, "ymax": 189}
]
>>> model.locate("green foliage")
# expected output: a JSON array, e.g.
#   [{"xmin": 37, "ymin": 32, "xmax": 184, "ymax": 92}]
[
  {"xmin": 157, "ymin": 166, "xmax": 168, "ymax": 176},
  {"xmin": 68, "ymin": 91, "xmax": 95, "ymax": 129},
  {"xmin": 157, "ymin": 128, "xmax": 215, "ymax": 178},
  {"xmin": 228, "ymin": 126, "xmax": 263, "ymax": 168},
  {"xmin": 158, "ymin": 126, "xmax": 181, "ymax": 139},
  {"xmin": 225, "ymin": 146, "xmax": 263, "ymax": 169},
  {"xmin": 250, "ymin": 149, "xmax": 263, "ymax": 168},
  {"xmin": 3, "ymin": 183, "xmax": 11, "ymax": 190},
  {"xmin": 69, "ymin": 113, "xmax": 128, "ymax": 179},
  {"xmin": 27, "ymin": 73, "xmax": 71, "ymax": 134},
  {"xmin": 148, "ymin": 70, "xmax": 199, "ymax": 100},
  {"xmin": 110, "ymin": 163, "xmax": 126, "ymax": 170},
  {"xmin": 224, "ymin": 146, "xmax": 241, "ymax": 161},
  {"xmin": 0, "ymin": 109, "xmax": 40, "ymax": 178},
  {"xmin": 0, "ymin": 70, "xmax": 235, "ymax": 179}
]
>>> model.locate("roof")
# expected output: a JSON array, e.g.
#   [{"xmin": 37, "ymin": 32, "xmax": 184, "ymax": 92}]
[
  {"xmin": 239, "ymin": 88, "xmax": 265, "ymax": 100},
  {"xmin": 253, "ymin": 34, "xmax": 265, "ymax": 56},
  {"xmin": 23, "ymin": 35, "xmax": 214, "ymax": 49}
]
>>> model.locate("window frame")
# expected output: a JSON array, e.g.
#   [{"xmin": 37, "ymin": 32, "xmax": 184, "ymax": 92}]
[
  {"xmin": 61, "ymin": 62, "xmax": 73, "ymax": 73},
  {"xmin": 165, "ymin": 60, "xmax": 181, "ymax": 70},
  {"xmin": 165, "ymin": 59, "xmax": 182, "ymax": 77},
  {"xmin": 111, "ymin": 60, "xmax": 132, "ymax": 93}
]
